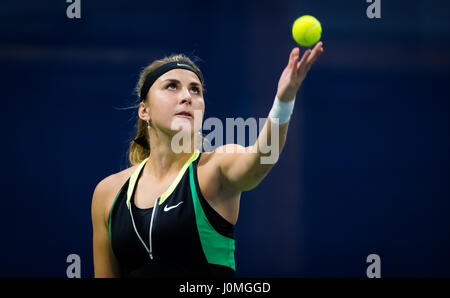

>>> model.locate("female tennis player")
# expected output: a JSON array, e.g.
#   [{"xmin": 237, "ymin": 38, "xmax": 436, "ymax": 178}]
[{"xmin": 91, "ymin": 42, "xmax": 323, "ymax": 278}]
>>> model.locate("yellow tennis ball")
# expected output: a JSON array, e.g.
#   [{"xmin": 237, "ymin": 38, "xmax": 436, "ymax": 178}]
[{"xmin": 292, "ymin": 15, "xmax": 322, "ymax": 47}]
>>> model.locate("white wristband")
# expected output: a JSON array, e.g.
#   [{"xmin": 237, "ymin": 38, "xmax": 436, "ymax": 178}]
[{"xmin": 268, "ymin": 95, "xmax": 295, "ymax": 124}]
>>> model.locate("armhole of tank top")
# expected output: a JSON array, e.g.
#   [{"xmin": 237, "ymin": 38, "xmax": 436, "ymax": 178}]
[
  {"xmin": 108, "ymin": 181, "xmax": 126, "ymax": 241},
  {"xmin": 189, "ymin": 161, "xmax": 236, "ymax": 271},
  {"xmin": 192, "ymin": 157, "xmax": 235, "ymax": 237}
]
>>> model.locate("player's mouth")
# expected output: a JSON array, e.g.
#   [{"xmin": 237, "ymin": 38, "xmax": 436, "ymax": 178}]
[{"xmin": 174, "ymin": 111, "xmax": 193, "ymax": 119}]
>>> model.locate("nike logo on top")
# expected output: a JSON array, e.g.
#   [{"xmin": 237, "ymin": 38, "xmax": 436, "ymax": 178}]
[
  {"xmin": 177, "ymin": 63, "xmax": 189, "ymax": 67},
  {"xmin": 163, "ymin": 201, "xmax": 184, "ymax": 212}
]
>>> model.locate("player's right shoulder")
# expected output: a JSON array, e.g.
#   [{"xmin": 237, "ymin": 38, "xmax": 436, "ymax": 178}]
[{"xmin": 92, "ymin": 165, "xmax": 140, "ymax": 226}]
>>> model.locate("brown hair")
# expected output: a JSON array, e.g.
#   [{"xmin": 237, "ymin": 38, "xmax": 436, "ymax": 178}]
[{"xmin": 128, "ymin": 54, "xmax": 205, "ymax": 166}]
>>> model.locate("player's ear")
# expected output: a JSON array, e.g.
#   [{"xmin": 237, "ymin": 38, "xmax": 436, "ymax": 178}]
[{"xmin": 138, "ymin": 101, "xmax": 151, "ymax": 122}]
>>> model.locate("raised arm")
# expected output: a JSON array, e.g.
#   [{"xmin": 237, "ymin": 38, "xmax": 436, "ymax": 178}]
[{"xmin": 213, "ymin": 42, "xmax": 324, "ymax": 192}]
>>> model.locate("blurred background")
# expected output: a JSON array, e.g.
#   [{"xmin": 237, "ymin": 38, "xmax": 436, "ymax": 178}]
[{"xmin": 0, "ymin": 0, "xmax": 449, "ymax": 278}]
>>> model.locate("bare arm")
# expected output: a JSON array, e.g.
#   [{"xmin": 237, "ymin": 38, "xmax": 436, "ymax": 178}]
[
  {"xmin": 91, "ymin": 179, "xmax": 121, "ymax": 278},
  {"xmin": 215, "ymin": 42, "xmax": 324, "ymax": 192}
]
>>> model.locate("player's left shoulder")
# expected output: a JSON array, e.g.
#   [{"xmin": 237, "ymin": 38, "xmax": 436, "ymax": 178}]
[
  {"xmin": 199, "ymin": 144, "xmax": 246, "ymax": 169},
  {"xmin": 197, "ymin": 149, "xmax": 216, "ymax": 171},
  {"xmin": 197, "ymin": 147, "xmax": 233, "ymax": 188},
  {"xmin": 218, "ymin": 144, "xmax": 246, "ymax": 154},
  {"xmin": 199, "ymin": 144, "xmax": 249, "ymax": 190}
]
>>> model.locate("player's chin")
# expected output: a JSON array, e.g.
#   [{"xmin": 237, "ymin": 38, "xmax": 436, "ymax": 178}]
[{"xmin": 170, "ymin": 118, "xmax": 195, "ymax": 133}]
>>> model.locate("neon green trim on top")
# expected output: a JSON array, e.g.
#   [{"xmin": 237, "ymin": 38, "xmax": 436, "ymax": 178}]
[
  {"xmin": 189, "ymin": 163, "xmax": 236, "ymax": 271},
  {"xmin": 126, "ymin": 150, "xmax": 200, "ymax": 209},
  {"xmin": 108, "ymin": 187, "xmax": 123, "ymax": 241},
  {"xmin": 126, "ymin": 157, "xmax": 149, "ymax": 209},
  {"xmin": 158, "ymin": 149, "xmax": 200, "ymax": 206}
]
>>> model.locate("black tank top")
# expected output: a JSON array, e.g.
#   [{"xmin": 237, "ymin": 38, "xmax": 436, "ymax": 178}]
[{"xmin": 108, "ymin": 151, "xmax": 236, "ymax": 278}]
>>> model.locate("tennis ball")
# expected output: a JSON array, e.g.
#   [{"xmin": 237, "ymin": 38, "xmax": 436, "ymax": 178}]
[{"xmin": 292, "ymin": 15, "xmax": 322, "ymax": 47}]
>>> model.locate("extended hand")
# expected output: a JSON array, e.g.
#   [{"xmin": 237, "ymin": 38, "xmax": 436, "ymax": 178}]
[{"xmin": 276, "ymin": 42, "xmax": 323, "ymax": 102}]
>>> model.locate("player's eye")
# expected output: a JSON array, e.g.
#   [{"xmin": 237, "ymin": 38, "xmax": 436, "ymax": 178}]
[
  {"xmin": 167, "ymin": 83, "xmax": 176, "ymax": 90},
  {"xmin": 191, "ymin": 86, "xmax": 200, "ymax": 94}
]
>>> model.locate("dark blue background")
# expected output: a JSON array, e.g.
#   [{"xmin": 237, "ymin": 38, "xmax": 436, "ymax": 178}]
[{"xmin": 0, "ymin": 0, "xmax": 449, "ymax": 277}]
